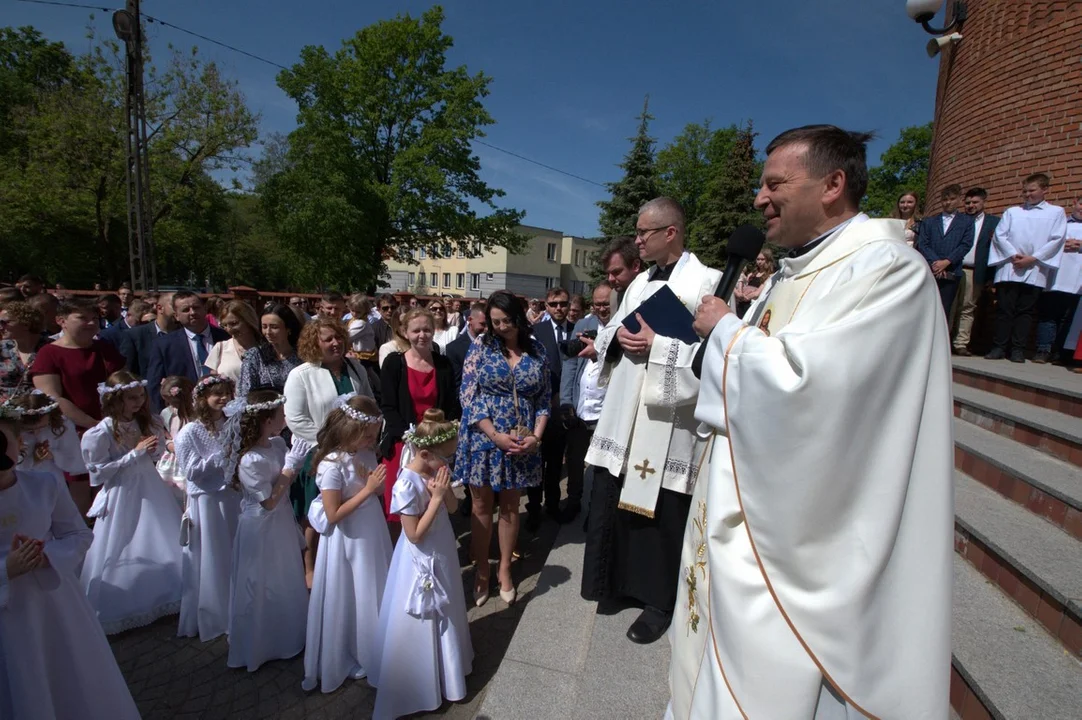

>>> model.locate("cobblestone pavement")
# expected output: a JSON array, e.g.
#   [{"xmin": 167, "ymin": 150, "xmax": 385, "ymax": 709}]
[{"xmin": 109, "ymin": 499, "xmax": 563, "ymax": 720}]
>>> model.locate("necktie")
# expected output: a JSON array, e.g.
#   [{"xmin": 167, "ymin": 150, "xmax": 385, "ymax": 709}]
[{"xmin": 195, "ymin": 333, "xmax": 210, "ymax": 376}]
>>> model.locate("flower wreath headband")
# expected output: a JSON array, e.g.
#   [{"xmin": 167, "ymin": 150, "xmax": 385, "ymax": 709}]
[
  {"xmin": 12, "ymin": 389, "xmax": 60, "ymax": 417},
  {"xmin": 402, "ymin": 420, "xmax": 460, "ymax": 449},
  {"xmin": 0, "ymin": 400, "xmax": 24, "ymax": 420},
  {"xmin": 333, "ymin": 393, "xmax": 383, "ymax": 425},
  {"xmin": 97, "ymin": 379, "xmax": 147, "ymax": 399},
  {"xmin": 192, "ymin": 375, "xmax": 234, "ymax": 402}
]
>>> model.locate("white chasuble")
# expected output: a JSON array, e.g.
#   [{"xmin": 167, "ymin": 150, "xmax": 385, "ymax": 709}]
[
  {"xmin": 669, "ymin": 217, "xmax": 954, "ymax": 720},
  {"xmin": 585, "ymin": 251, "xmax": 721, "ymax": 517}
]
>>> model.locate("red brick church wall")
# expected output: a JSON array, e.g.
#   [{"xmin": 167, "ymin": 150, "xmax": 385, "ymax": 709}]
[{"xmin": 926, "ymin": 0, "xmax": 1082, "ymax": 214}]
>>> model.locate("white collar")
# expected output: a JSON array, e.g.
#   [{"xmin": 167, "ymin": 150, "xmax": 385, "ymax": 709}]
[
  {"xmin": 184, "ymin": 326, "xmax": 209, "ymax": 340},
  {"xmin": 1024, "ymin": 200, "xmax": 1049, "ymax": 211}
]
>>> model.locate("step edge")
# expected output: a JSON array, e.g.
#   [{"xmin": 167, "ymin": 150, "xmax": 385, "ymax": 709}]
[
  {"xmin": 953, "ymin": 363, "xmax": 1082, "ymax": 401},
  {"xmin": 953, "ymin": 390, "xmax": 1082, "ymax": 446},
  {"xmin": 951, "ymin": 654, "xmax": 1006, "ymax": 720}
]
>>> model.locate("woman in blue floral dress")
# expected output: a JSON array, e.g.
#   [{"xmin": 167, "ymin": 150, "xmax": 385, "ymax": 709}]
[{"xmin": 454, "ymin": 291, "xmax": 549, "ymax": 607}]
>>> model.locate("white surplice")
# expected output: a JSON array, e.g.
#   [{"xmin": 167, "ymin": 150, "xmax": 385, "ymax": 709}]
[
  {"xmin": 303, "ymin": 450, "xmax": 393, "ymax": 693},
  {"xmin": 1049, "ymin": 219, "xmax": 1082, "ymax": 294},
  {"xmin": 988, "ymin": 200, "xmax": 1067, "ymax": 287},
  {"xmin": 585, "ymin": 251, "xmax": 721, "ymax": 516},
  {"xmin": 669, "ymin": 217, "xmax": 954, "ymax": 720},
  {"xmin": 175, "ymin": 419, "xmax": 240, "ymax": 642},
  {"xmin": 0, "ymin": 469, "xmax": 140, "ymax": 720}
]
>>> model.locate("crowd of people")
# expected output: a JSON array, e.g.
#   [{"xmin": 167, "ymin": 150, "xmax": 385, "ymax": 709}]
[{"xmin": 0, "ymin": 122, "xmax": 1076, "ymax": 719}]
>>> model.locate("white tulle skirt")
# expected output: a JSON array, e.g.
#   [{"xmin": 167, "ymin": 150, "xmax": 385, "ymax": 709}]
[{"xmin": 178, "ymin": 489, "xmax": 240, "ymax": 641}]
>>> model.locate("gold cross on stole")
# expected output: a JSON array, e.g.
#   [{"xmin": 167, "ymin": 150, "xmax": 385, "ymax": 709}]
[{"xmin": 634, "ymin": 458, "xmax": 656, "ymax": 480}]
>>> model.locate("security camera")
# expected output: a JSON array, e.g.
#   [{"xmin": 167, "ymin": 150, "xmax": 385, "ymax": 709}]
[{"xmin": 926, "ymin": 32, "xmax": 963, "ymax": 58}]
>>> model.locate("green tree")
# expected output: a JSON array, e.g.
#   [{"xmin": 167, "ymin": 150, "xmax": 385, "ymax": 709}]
[
  {"xmin": 693, "ymin": 121, "xmax": 761, "ymax": 269},
  {"xmin": 597, "ymin": 95, "xmax": 660, "ymax": 239},
  {"xmin": 864, "ymin": 122, "xmax": 934, "ymax": 217},
  {"xmin": 262, "ymin": 5, "xmax": 524, "ymax": 292}
]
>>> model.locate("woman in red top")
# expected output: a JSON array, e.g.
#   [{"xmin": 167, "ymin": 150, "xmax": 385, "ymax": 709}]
[
  {"xmin": 30, "ymin": 296, "xmax": 126, "ymax": 516},
  {"xmin": 379, "ymin": 308, "xmax": 461, "ymax": 532}
]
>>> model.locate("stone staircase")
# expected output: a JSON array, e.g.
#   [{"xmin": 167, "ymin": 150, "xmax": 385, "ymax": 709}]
[{"xmin": 949, "ymin": 357, "xmax": 1082, "ymax": 720}]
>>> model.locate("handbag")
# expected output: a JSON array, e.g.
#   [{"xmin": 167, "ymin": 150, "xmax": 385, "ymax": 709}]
[{"xmin": 507, "ymin": 356, "xmax": 533, "ymax": 440}]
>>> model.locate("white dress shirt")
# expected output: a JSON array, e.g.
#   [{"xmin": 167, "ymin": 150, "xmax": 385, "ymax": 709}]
[
  {"xmin": 575, "ymin": 319, "xmax": 609, "ymax": 422},
  {"xmin": 963, "ymin": 213, "xmax": 985, "ymax": 268},
  {"xmin": 941, "ymin": 212, "xmax": 956, "ymax": 235},
  {"xmin": 184, "ymin": 326, "xmax": 214, "ymax": 374}
]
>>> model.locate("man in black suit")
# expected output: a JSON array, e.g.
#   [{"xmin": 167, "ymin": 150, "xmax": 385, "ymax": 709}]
[
  {"xmin": 99, "ymin": 299, "xmax": 150, "ymax": 348},
  {"xmin": 526, "ymin": 287, "xmax": 574, "ymax": 531},
  {"xmin": 954, "ymin": 187, "xmax": 1001, "ymax": 355},
  {"xmin": 145, "ymin": 291, "xmax": 229, "ymax": 410},
  {"xmin": 445, "ymin": 301, "xmax": 487, "ymax": 390},
  {"xmin": 916, "ymin": 183, "xmax": 975, "ymax": 317},
  {"xmin": 119, "ymin": 292, "xmax": 176, "ymax": 378}
]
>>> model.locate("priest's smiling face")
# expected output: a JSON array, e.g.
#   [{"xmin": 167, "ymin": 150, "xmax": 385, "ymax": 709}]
[{"xmin": 755, "ymin": 143, "xmax": 846, "ymax": 249}]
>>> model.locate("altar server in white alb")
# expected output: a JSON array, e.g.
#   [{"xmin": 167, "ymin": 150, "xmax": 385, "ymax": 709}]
[
  {"xmin": 985, "ymin": 172, "xmax": 1067, "ymax": 362},
  {"xmin": 11, "ymin": 389, "xmax": 86, "ymax": 485},
  {"xmin": 581, "ymin": 197, "xmax": 720, "ymax": 645},
  {"xmin": 670, "ymin": 125, "xmax": 954, "ymax": 719},
  {"xmin": 1034, "ymin": 194, "xmax": 1082, "ymax": 363},
  {"xmin": 0, "ymin": 409, "xmax": 140, "ymax": 720},
  {"xmin": 175, "ymin": 375, "xmax": 240, "ymax": 642}
]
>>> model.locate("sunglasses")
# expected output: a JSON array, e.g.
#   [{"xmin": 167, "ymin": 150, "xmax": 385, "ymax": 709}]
[
  {"xmin": 547, "ymin": 301, "xmax": 569, "ymax": 308},
  {"xmin": 380, "ymin": 305, "xmax": 394, "ymax": 311}
]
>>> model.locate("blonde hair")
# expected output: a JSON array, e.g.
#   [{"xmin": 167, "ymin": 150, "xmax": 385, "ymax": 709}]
[
  {"xmin": 221, "ymin": 300, "xmax": 261, "ymax": 342},
  {"xmin": 312, "ymin": 394, "xmax": 382, "ymax": 469},
  {"xmin": 426, "ymin": 301, "xmax": 447, "ymax": 330},
  {"xmin": 402, "ymin": 308, "xmax": 436, "ymax": 337},
  {"xmin": 413, "ymin": 408, "xmax": 458, "ymax": 455},
  {"xmin": 297, "ymin": 317, "xmax": 349, "ymax": 364},
  {"xmin": 348, "ymin": 293, "xmax": 371, "ymax": 319}
]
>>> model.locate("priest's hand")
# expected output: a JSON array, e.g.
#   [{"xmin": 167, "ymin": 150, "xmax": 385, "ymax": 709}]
[
  {"xmin": 1011, "ymin": 254, "xmax": 1038, "ymax": 270},
  {"xmin": 694, "ymin": 296, "xmax": 732, "ymax": 337},
  {"xmin": 617, "ymin": 314, "xmax": 654, "ymax": 356}
]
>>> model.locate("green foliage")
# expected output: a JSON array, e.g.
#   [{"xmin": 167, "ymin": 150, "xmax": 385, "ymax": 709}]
[
  {"xmin": 262, "ymin": 5, "xmax": 524, "ymax": 292},
  {"xmin": 0, "ymin": 25, "xmax": 259, "ymax": 288},
  {"xmin": 864, "ymin": 122, "xmax": 934, "ymax": 217},
  {"xmin": 596, "ymin": 95, "xmax": 659, "ymax": 239},
  {"xmin": 692, "ymin": 122, "xmax": 762, "ymax": 269}
]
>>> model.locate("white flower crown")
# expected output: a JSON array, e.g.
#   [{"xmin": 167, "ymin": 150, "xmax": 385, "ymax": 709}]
[
  {"xmin": 403, "ymin": 421, "xmax": 459, "ymax": 449},
  {"xmin": 223, "ymin": 395, "xmax": 286, "ymax": 418},
  {"xmin": 13, "ymin": 389, "xmax": 60, "ymax": 416},
  {"xmin": 192, "ymin": 375, "xmax": 234, "ymax": 401},
  {"xmin": 333, "ymin": 393, "xmax": 382, "ymax": 425},
  {"xmin": 97, "ymin": 379, "xmax": 147, "ymax": 399},
  {"xmin": 0, "ymin": 401, "xmax": 24, "ymax": 420}
]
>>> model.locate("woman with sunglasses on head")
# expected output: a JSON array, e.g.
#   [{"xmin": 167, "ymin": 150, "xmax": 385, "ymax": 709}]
[{"xmin": 427, "ymin": 301, "xmax": 460, "ymax": 353}]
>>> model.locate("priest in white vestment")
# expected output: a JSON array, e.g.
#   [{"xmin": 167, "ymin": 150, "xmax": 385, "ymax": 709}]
[
  {"xmin": 669, "ymin": 126, "xmax": 954, "ymax": 719},
  {"xmin": 985, "ymin": 173, "xmax": 1067, "ymax": 362},
  {"xmin": 581, "ymin": 197, "xmax": 720, "ymax": 645}
]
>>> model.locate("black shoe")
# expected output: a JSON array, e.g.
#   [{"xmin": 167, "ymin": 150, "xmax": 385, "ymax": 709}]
[
  {"xmin": 1009, "ymin": 350, "xmax": 1025, "ymax": 363},
  {"xmin": 558, "ymin": 502, "xmax": 582, "ymax": 524},
  {"xmin": 985, "ymin": 347, "xmax": 1006, "ymax": 360},
  {"xmin": 626, "ymin": 607, "xmax": 671, "ymax": 645},
  {"xmin": 1033, "ymin": 351, "xmax": 1050, "ymax": 364},
  {"xmin": 952, "ymin": 347, "xmax": 972, "ymax": 357},
  {"xmin": 526, "ymin": 509, "xmax": 542, "ymax": 533}
]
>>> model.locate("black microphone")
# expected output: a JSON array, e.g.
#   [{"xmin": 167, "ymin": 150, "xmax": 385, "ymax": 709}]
[{"xmin": 692, "ymin": 224, "xmax": 766, "ymax": 378}]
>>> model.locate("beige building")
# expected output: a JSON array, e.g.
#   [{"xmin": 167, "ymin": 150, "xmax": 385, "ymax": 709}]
[{"xmin": 382, "ymin": 224, "xmax": 599, "ymax": 299}]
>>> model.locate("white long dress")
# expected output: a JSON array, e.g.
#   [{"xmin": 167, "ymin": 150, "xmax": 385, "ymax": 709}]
[
  {"xmin": 17, "ymin": 418, "xmax": 86, "ymax": 484},
  {"xmin": 370, "ymin": 468, "xmax": 473, "ymax": 720},
  {"xmin": 175, "ymin": 419, "xmax": 240, "ymax": 642},
  {"xmin": 302, "ymin": 449, "xmax": 393, "ymax": 693},
  {"xmin": 80, "ymin": 418, "xmax": 183, "ymax": 634},
  {"xmin": 0, "ymin": 469, "xmax": 140, "ymax": 720},
  {"xmin": 227, "ymin": 436, "xmax": 308, "ymax": 671}
]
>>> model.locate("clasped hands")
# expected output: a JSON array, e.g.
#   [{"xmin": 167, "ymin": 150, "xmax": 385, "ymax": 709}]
[
  {"xmin": 493, "ymin": 430, "xmax": 539, "ymax": 455},
  {"xmin": 1011, "ymin": 254, "xmax": 1038, "ymax": 270},
  {"xmin": 6, "ymin": 533, "xmax": 49, "ymax": 579}
]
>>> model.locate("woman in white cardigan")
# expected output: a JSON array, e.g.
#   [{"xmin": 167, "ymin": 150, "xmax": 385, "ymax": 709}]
[{"xmin": 284, "ymin": 317, "xmax": 375, "ymax": 587}]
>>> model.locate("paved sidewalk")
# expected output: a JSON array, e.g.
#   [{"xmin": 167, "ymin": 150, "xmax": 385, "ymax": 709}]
[{"xmin": 477, "ymin": 520, "xmax": 671, "ymax": 720}]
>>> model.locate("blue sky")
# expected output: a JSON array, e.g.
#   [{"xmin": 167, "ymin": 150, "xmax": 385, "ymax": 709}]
[{"xmin": 9, "ymin": 0, "xmax": 941, "ymax": 237}]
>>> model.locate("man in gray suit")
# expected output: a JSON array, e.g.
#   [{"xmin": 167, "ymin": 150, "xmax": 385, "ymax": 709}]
[{"xmin": 558, "ymin": 282, "xmax": 616, "ymax": 524}]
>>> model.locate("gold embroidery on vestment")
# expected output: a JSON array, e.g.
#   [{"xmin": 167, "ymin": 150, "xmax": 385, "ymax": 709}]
[{"xmin": 685, "ymin": 500, "xmax": 708, "ymax": 634}]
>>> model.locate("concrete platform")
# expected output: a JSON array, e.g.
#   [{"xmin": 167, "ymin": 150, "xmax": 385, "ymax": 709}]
[
  {"xmin": 952, "ymin": 356, "xmax": 1082, "ymax": 399},
  {"xmin": 954, "ymin": 384, "xmax": 1082, "ymax": 462}
]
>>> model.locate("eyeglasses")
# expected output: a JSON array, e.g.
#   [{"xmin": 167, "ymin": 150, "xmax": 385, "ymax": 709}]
[
  {"xmin": 380, "ymin": 305, "xmax": 394, "ymax": 311},
  {"xmin": 635, "ymin": 224, "xmax": 671, "ymax": 239},
  {"xmin": 431, "ymin": 307, "xmax": 445, "ymax": 313},
  {"xmin": 547, "ymin": 301, "xmax": 569, "ymax": 308}
]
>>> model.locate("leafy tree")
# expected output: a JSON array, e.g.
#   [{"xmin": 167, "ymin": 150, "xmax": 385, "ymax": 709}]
[
  {"xmin": 693, "ymin": 121, "xmax": 761, "ymax": 269},
  {"xmin": 596, "ymin": 95, "xmax": 659, "ymax": 239},
  {"xmin": 263, "ymin": 5, "xmax": 524, "ymax": 292},
  {"xmin": 864, "ymin": 122, "xmax": 934, "ymax": 217}
]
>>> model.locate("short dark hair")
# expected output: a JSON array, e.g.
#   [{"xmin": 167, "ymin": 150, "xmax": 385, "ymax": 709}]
[
  {"xmin": 1025, "ymin": 173, "xmax": 1050, "ymax": 188},
  {"xmin": 17, "ymin": 274, "xmax": 44, "ymax": 285},
  {"xmin": 57, "ymin": 297, "xmax": 98, "ymax": 316},
  {"xmin": 599, "ymin": 236, "xmax": 639, "ymax": 271},
  {"xmin": 469, "ymin": 301, "xmax": 486, "ymax": 316},
  {"xmin": 570, "ymin": 294, "xmax": 586, "ymax": 309},
  {"xmin": 545, "ymin": 287, "xmax": 569, "ymax": 301},
  {"xmin": 119, "ymin": 282, "xmax": 132, "ymax": 290},
  {"xmin": 171, "ymin": 290, "xmax": 203, "ymax": 308},
  {"xmin": 940, "ymin": 184, "xmax": 963, "ymax": 199},
  {"xmin": 965, "ymin": 187, "xmax": 988, "ymax": 200},
  {"xmin": 128, "ymin": 300, "xmax": 151, "ymax": 318},
  {"xmin": 322, "ymin": 292, "xmax": 344, "ymax": 304},
  {"xmin": 377, "ymin": 293, "xmax": 398, "ymax": 308},
  {"xmin": 97, "ymin": 293, "xmax": 121, "ymax": 305},
  {"xmin": 764, "ymin": 125, "xmax": 875, "ymax": 207}
]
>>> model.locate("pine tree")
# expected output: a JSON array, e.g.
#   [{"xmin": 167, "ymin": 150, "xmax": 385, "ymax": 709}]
[{"xmin": 693, "ymin": 121, "xmax": 762, "ymax": 270}]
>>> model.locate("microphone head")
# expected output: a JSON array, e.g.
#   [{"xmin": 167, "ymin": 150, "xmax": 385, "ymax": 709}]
[{"xmin": 727, "ymin": 224, "xmax": 766, "ymax": 262}]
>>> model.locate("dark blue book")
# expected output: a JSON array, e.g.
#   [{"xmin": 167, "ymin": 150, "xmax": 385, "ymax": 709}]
[{"xmin": 621, "ymin": 285, "xmax": 700, "ymax": 345}]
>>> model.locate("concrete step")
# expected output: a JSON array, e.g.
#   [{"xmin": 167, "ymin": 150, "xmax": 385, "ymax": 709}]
[
  {"xmin": 953, "ymin": 419, "xmax": 1082, "ymax": 540},
  {"xmin": 952, "ymin": 558, "xmax": 1082, "ymax": 720},
  {"xmin": 952, "ymin": 357, "xmax": 1082, "ymax": 419},
  {"xmin": 954, "ymin": 472, "xmax": 1082, "ymax": 656},
  {"xmin": 954, "ymin": 384, "xmax": 1082, "ymax": 467}
]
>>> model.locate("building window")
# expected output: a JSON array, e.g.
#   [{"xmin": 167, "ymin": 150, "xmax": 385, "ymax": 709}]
[
  {"xmin": 471, "ymin": 273, "xmax": 480, "ymax": 290},
  {"xmin": 419, "ymin": 248, "xmax": 426, "ymax": 259},
  {"xmin": 428, "ymin": 273, "xmax": 437, "ymax": 287},
  {"xmin": 456, "ymin": 273, "xmax": 465, "ymax": 289},
  {"xmin": 486, "ymin": 273, "xmax": 494, "ymax": 281},
  {"xmin": 443, "ymin": 273, "xmax": 451, "ymax": 288},
  {"xmin": 545, "ymin": 277, "xmax": 558, "ymax": 290},
  {"xmin": 547, "ymin": 243, "xmax": 557, "ymax": 262},
  {"xmin": 473, "ymin": 241, "xmax": 482, "ymax": 255},
  {"xmin": 457, "ymin": 247, "xmax": 465, "ymax": 259},
  {"xmin": 407, "ymin": 272, "xmax": 416, "ymax": 287}
]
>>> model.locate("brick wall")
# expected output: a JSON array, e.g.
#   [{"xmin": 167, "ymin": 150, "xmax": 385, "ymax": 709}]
[{"xmin": 926, "ymin": 0, "xmax": 1082, "ymax": 214}]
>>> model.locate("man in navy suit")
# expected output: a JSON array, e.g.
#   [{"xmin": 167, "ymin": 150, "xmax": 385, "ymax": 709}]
[
  {"xmin": 916, "ymin": 183, "xmax": 975, "ymax": 318},
  {"xmin": 526, "ymin": 287, "xmax": 574, "ymax": 531},
  {"xmin": 953, "ymin": 188, "xmax": 1001, "ymax": 355},
  {"xmin": 445, "ymin": 301, "xmax": 487, "ymax": 390},
  {"xmin": 145, "ymin": 291, "xmax": 230, "ymax": 410},
  {"xmin": 99, "ymin": 299, "xmax": 149, "ymax": 348},
  {"xmin": 120, "ymin": 292, "xmax": 176, "ymax": 379}
]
